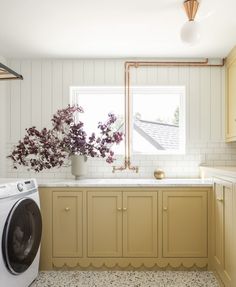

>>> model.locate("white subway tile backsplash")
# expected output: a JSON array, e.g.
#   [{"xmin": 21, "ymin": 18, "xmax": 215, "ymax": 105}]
[
  {"xmin": 220, "ymin": 154, "xmax": 232, "ymax": 160},
  {"xmin": 207, "ymin": 142, "xmax": 222, "ymax": 148},
  {"xmin": 5, "ymin": 141, "xmax": 236, "ymax": 179},
  {"xmin": 212, "ymin": 160, "xmax": 226, "ymax": 166},
  {"xmin": 206, "ymin": 154, "xmax": 218, "ymax": 160}
]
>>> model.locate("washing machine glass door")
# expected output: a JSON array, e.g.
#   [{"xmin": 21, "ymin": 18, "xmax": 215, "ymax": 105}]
[{"xmin": 2, "ymin": 198, "xmax": 42, "ymax": 274}]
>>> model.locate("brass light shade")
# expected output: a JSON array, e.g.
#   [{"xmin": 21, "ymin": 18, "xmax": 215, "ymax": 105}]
[
  {"xmin": 183, "ymin": 0, "xmax": 199, "ymax": 21},
  {"xmin": 0, "ymin": 63, "xmax": 23, "ymax": 80}
]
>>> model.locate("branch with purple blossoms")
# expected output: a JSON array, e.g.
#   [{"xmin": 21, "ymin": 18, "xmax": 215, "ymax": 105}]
[{"xmin": 8, "ymin": 105, "xmax": 123, "ymax": 172}]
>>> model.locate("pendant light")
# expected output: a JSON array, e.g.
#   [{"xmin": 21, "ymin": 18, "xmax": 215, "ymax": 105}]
[{"xmin": 180, "ymin": 0, "xmax": 200, "ymax": 45}]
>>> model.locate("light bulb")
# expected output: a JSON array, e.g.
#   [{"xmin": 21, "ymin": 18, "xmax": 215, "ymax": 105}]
[{"xmin": 180, "ymin": 20, "xmax": 200, "ymax": 45}]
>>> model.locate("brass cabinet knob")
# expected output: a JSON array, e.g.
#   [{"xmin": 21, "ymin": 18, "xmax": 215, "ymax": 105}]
[
  {"xmin": 123, "ymin": 207, "xmax": 127, "ymax": 211},
  {"xmin": 117, "ymin": 207, "xmax": 122, "ymax": 211},
  {"xmin": 163, "ymin": 207, "xmax": 168, "ymax": 211},
  {"xmin": 65, "ymin": 207, "xmax": 70, "ymax": 211},
  {"xmin": 217, "ymin": 198, "xmax": 224, "ymax": 202}
]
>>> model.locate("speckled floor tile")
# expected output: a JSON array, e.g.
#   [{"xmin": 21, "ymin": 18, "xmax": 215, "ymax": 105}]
[{"xmin": 31, "ymin": 271, "xmax": 220, "ymax": 287}]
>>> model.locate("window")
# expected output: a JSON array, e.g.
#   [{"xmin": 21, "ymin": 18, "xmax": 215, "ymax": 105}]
[
  {"xmin": 131, "ymin": 86, "xmax": 185, "ymax": 154},
  {"xmin": 70, "ymin": 87, "xmax": 125, "ymax": 155},
  {"xmin": 70, "ymin": 86, "xmax": 185, "ymax": 156}
]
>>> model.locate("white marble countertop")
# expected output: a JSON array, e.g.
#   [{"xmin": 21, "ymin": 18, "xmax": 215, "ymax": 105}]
[
  {"xmin": 36, "ymin": 178, "xmax": 213, "ymax": 188},
  {"xmin": 200, "ymin": 166, "xmax": 236, "ymax": 179}
]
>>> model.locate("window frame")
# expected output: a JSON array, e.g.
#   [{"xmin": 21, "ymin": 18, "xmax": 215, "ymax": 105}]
[
  {"xmin": 130, "ymin": 85, "xmax": 186, "ymax": 155},
  {"xmin": 70, "ymin": 85, "xmax": 186, "ymax": 156}
]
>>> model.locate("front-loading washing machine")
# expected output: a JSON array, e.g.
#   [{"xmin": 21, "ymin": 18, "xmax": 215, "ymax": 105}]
[{"xmin": 0, "ymin": 178, "xmax": 42, "ymax": 287}]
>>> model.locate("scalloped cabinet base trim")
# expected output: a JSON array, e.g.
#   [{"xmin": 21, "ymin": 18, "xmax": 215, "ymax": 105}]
[{"xmin": 51, "ymin": 258, "xmax": 208, "ymax": 270}]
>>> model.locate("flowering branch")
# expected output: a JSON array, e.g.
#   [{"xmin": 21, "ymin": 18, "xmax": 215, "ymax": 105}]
[{"xmin": 8, "ymin": 105, "xmax": 123, "ymax": 172}]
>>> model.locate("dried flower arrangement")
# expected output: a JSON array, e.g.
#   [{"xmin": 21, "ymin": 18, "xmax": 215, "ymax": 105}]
[{"xmin": 8, "ymin": 105, "xmax": 123, "ymax": 172}]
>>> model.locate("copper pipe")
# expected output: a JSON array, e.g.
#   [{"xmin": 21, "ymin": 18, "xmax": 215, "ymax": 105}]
[
  {"xmin": 112, "ymin": 58, "xmax": 225, "ymax": 173},
  {"xmin": 124, "ymin": 62, "xmax": 128, "ymax": 158},
  {"xmin": 112, "ymin": 160, "xmax": 127, "ymax": 172},
  {"xmin": 125, "ymin": 59, "xmax": 210, "ymax": 67},
  {"xmin": 125, "ymin": 59, "xmax": 225, "ymax": 68},
  {"xmin": 127, "ymin": 64, "xmax": 131, "ymax": 163},
  {"xmin": 112, "ymin": 158, "xmax": 139, "ymax": 173},
  {"xmin": 112, "ymin": 62, "xmax": 139, "ymax": 173}
]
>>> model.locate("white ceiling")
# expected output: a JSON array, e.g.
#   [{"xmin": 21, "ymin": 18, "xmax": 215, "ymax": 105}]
[{"xmin": 0, "ymin": 0, "xmax": 236, "ymax": 58}]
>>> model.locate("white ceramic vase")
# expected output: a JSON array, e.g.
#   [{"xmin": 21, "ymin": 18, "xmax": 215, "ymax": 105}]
[{"xmin": 71, "ymin": 154, "xmax": 88, "ymax": 180}]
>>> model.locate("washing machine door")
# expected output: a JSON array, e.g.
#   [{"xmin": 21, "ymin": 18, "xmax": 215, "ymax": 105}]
[{"xmin": 2, "ymin": 198, "xmax": 42, "ymax": 274}]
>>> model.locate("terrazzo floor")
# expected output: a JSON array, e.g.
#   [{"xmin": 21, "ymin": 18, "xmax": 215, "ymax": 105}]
[{"xmin": 31, "ymin": 271, "xmax": 220, "ymax": 287}]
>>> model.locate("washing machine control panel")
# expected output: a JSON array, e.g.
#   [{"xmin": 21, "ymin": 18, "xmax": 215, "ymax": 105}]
[
  {"xmin": 0, "ymin": 179, "xmax": 37, "ymax": 199},
  {"xmin": 17, "ymin": 182, "xmax": 24, "ymax": 192}
]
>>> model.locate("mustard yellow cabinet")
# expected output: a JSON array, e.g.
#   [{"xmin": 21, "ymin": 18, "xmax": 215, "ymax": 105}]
[
  {"xmin": 123, "ymin": 192, "xmax": 157, "ymax": 257},
  {"xmin": 87, "ymin": 191, "xmax": 123, "ymax": 257},
  {"xmin": 53, "ymin": 191, "xmax": 83, "ymax": 258},
  {"xmin": 226, "ymin": 47, "xmax": 236, "ymax": 141},
  {"xmin": 163, "ymin": 190, "xmax": 208, "ymax": 258},
  {"xmin": 39, "ymin": 187, "xmax": 211, "ymax": 270},
  {"xmin": 213, "ymin": 179, "xmax": 234, "ymax": 287},
  {"xmin": 87, "ymin": 191, "xmax": 158, "ymax": 258}
]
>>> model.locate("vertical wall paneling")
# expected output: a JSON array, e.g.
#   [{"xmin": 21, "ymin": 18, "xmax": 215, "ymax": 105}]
[
  {"xmin": 147, "ymin": 67, "xmax": 158, "ymax": 85},
  {"xmin": 94, "ymin": 61, "xmax": 105, "ymax": 85},
  {"xmin": 200, "ymin": 68, "xmax": 211, "ymax": 141},
  {"xmin": 83, "ymin": 60, "xmax": 95, "ymax": 85},
  {"xmin": 6, "ymin": 60, "xmax": 225, "ymax": 144},
  {"xmin": 115, "ymin": 60, "xmax": 124, "ymax": 85},
  {"xmin": 9, "ymin": 60, "xmax": 21, "ymax": 142},
  {"xmin": 20, "ymin": 61, "xmax": 31, "ymax": 136},
  {"xmin": 105, "ymin": 60, "xmax": 116, "ymax": 85},
  {"xmin": 136, "ymin": 67, "xmax": 148, "ymax": 85},
  {"xmin": 130, "ymin": 66, "xmax": 137, "ymax": 86},
  {"xmin": 42, "ymin": 61, "xmax": 53, "ymax": 128},
  {"xmin": 7, "ymin": 59, "xmax": 225, "ymax": 142},
  {"xmin": 178, "ymin": 67, "xmax": 190, "ymax": 143},
  {"xmin": 73, "ymin": 60, "xmax": 84, "ymax": 85},
  {"xmin": 189, "ymin": 67, "xmax": 200, "ymax": 142},
  {"xmin": 0, "ymin": 57, "xmax": 7, "ymax": 176},
  {"xmin": 157, "ymin": 67, "xmax": 169, "ymax": 85},
  {"xmin": 52, "ymin": 61, "xmax": 63, "ymax": 113},
  {"xmin": 168, "ymin": 67, "xmax": 179, "ymax": 85},
  {"xmin": 221, "ymin": 68, "xmax": 226, "ymax": 140},
  {"xmin": 31, "ymin": 61, "xmax": 42, "ymax": 129},
  {"xmin": 210, "ymin": 67, "xmax": 222, "ymax": 141},
  {"xmin": 62, "ymin": 61, "xmax": 73, "ymax": 107}
]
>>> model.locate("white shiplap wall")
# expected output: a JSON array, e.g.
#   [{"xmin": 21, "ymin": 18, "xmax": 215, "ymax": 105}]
[
  {"xmin": 0, "ymin": 56, "xmax": 7, "ymax": 177},
  {"xmin": 5, "ymin": 59, "xmax": 236, "ymax": 178}
]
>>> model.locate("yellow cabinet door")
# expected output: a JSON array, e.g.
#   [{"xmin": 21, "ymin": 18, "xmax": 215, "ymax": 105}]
[
  {"xmin": 227, "ymin": 62, "xmax": 236, "ymax": 140},
  {"xmin": 213, "ymin": 180, "xmax": 234, "ymax": 287},
  {"xmin": 163, "ymin": 190, "xmax": 207, "ymax": 258},
  {"xmin": 52, "ymin": 191, "xmax": 83, "ymax": 257},
  {"xmin": 123, "ymin": 192, "xmax": 158, "ymax": 257},
  {"xmin": 87, "ymin": 191, "xmax": 122, "ymax": 257}
]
